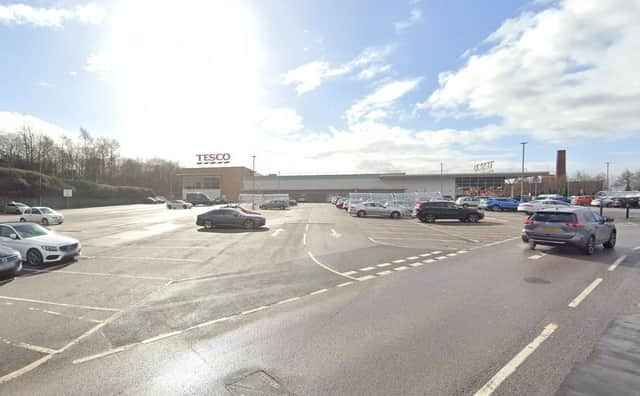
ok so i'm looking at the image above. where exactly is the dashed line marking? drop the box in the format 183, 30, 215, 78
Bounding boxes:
302, 233, 307, 246
419, 253, 432, 257
357, 275, 376, 281
410, 262, 423, 267
337, 281, 354, 288
305, 223, 310, 233
446, 253, 457, 257
241, 306, 269, 315
376, 270, 393, 276
359, 266, 375, 272
432, 251, 442, 254
377, 263, 392, 268
0, 296, 121, 312
342, 271, 358, 276
392, 259, 406, 264
394, 266, 409, 271
186, 316, 231, 330
528, 254, 543, 260
568, 278, 603, 308
457, 250, 469, 254
436, 256, 447, 260
309, 289, 328, 295
276, 297, 301, 305
423, 259, 436, 263
141, 330, 184, 344
72, 346, 129, 365
307, 251, 358, 280
474, 323, 558, 396
608, 255, 626, 271
406, 256, 420, 260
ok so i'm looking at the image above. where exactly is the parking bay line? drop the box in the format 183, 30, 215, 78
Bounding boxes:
0, 296, 121, 312
87, 255, 201, 263
474, 323, 558, 396
568, 278, 603, 308
20, 268, 171, 282
608, 255, 626, 271
307, 251, 359, 281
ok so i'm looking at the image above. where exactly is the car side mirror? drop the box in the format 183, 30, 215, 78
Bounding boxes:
9, 233, 18, 240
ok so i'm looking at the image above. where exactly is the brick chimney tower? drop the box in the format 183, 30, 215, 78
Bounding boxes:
556, 150, 567, 194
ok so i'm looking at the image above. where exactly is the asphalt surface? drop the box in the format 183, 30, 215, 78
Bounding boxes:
0, 204, 639, 395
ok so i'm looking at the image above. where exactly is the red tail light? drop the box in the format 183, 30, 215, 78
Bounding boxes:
524, 218, 534, 225
567, 222, 585, 228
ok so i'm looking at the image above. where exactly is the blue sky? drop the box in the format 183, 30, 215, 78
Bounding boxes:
1, 0, 639, 178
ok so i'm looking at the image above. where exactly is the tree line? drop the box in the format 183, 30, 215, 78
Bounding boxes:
0, 124, 180, 195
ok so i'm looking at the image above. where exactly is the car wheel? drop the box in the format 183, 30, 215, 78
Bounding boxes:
183, 205, 187, 209
243, 220, 255, 229
204, 220, 214, 230
27, 249, 43, 266
390, 211, 400, 219
498, 207, 504, 212
41, 218, 49, 226
584, 236, 596, 255
467, 214, 480, 223
603, 231, 616, 249
462, 204, 468, 208
19, 218, 26, 222
418, 218, 427, 223
357, 210, 366, 217
425, 214, 436, 223
529, 241, 536, 250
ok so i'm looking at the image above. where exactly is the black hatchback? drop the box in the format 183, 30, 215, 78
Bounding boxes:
416, 201, 484, 223
196, 208, 266, 229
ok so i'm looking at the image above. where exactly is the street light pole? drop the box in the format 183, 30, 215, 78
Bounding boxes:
605, 162, 610, 192
252, 155, 256, 209
520, 142, 527, 201
440, 163, 444, 196
39, 155, 43, 206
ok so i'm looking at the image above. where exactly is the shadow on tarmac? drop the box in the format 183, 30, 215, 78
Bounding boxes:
196, 227, 270, 234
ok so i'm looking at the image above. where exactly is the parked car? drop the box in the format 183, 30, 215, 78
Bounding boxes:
517, 199, 570, 215
154, 196, 167, 203
4, 202, 29, 214
590, 197, 613, 208
349, 202, 407, 218
222, 204, 261, 215
612, 197, 639, 208
342, 199, 350, 211
288, 199, 297, 206
196, 208, 266, 229
167, 200, 193, 209
522, 207, 616, 255
0, 245, 22, 277
481, 197, 519, 212
213, 196, 230, 205
0, 222, 81, 266
571, 196, 592, 206
19, 207, 64, 225
186, 192, 214, 206
455, 196, 484, 208
143, 197, 158, 204
336, 199, 346, 209
260, 200, 288, 210
535, 194, 571, 203
416, 201, 484, 223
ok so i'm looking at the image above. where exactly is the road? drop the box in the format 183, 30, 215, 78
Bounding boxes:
1, 204, 639, 395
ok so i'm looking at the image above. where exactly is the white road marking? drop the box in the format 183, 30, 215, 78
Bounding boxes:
330, 229, 342, 238
17, 342, 57, 355
474, 237, 521, 249
568, 278, 603, 308
634, 246, 640, 251
410, 262, 423, 267
357, 275, 376, 281
457, 250, 468, 254
305, 223, 310, 232
376, 270, 393, 276
0, 296, 120, 312
337, 281, 353, 288
276, 296, 301, 305
377, 263, 392, 268
310, 289, 328, 295
394, 266, 409, 271
474, 323, 558, 396
20, 268, 170, 281
432, 251, 442, 254
419, 253, 432, 257
392, 259, 406, 264
359, 266, 375, 272
528, 254, 542, 260
406, 256, 420, 260
367, 236, 411, 249
342, 271, 358, 276
92, 255, 200, 263
302, 233, 307, 245
271, 228, 284, 237
446, 253, 457, 257
307, 251, 358, 280
186, 316, 232, 330
609, 255, 627, 272
436, 256, 447, 260
423, 259, 436, 263
241, 306, 269, 315
72, 346, 129, 365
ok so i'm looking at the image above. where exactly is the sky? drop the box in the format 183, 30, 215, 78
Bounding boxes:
0, 0, 639, 178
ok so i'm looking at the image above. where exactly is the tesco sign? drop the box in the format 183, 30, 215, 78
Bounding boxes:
196, 153, 231, 165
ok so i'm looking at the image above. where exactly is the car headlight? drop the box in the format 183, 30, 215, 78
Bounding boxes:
42, 246, 58, 252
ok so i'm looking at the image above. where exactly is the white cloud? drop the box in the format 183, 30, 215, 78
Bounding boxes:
38, 81, 54, 88
0, 3, 105, 27
84, 51, 115, 73
259, 108, 303, 135
0, 112, 73, 142
355, 64, 392, 80
282, 45, 395, 94
69, 71, 78, 77
347, 78, 422, 124
419, 0, 640, 143
394, 8, 423, 32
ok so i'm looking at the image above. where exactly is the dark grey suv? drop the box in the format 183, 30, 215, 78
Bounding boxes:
0, 245, 22, 278
521, 207, 616, 255
196, 208, 266, 230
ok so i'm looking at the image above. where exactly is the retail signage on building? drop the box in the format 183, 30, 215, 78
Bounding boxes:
196, 153, 231, 165
473, 160, 494, 172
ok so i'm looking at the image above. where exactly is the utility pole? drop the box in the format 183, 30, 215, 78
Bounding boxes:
39, 156, 43, 206
252, 155, 256, 209
605, 162, 610, 192
440, 163, 444, 196
520, 142, 527, 201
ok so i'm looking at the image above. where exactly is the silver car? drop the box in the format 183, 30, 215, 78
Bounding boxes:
196, 208, 266, 229
349, 202, 407, 218
521, 207, 616, 255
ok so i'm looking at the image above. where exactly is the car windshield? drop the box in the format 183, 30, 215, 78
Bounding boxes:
532, 212, 578, 223
39, 208, 53, 214
13, 223, 49, 238
15, 203, 27, 207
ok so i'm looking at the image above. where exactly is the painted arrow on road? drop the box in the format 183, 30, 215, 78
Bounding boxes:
330, 229, 342, 238
271, 228, 285, 237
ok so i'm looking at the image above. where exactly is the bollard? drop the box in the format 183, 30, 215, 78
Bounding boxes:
600, 204, 604, 217
626, 205, 630, 219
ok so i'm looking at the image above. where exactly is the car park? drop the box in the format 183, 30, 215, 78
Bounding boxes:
481, 197, 519, 212
4, 201, 29, 214
571, 195, 592, 206
517, 199, 570, 215
349, 201, 407, 218
19, 207, 64, 225
196, 208, 266, 229
612, 197, 639, 208
590, 197, 613, 208
260, 200, 288, 210
416, 201, 484, 223
522, 207, 616, 255
0, 222, 81, 266
167, 200, 193, 209
455, 196, 484, 208
0, 245, 22, 277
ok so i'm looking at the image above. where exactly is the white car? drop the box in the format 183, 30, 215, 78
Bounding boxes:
167, 200, 193, 209
455, 196, 484, 208
590, 197, 613, 208
19, 207, 64, 225
517, 199, 570, 215
0, 222, 81, 266
349, 202, 408, 218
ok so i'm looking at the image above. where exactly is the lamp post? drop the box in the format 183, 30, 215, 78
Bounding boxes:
520, 142, 527, 201
252, 155, 256, 209
605, 162, 610, 192
440, 163, 444, 196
